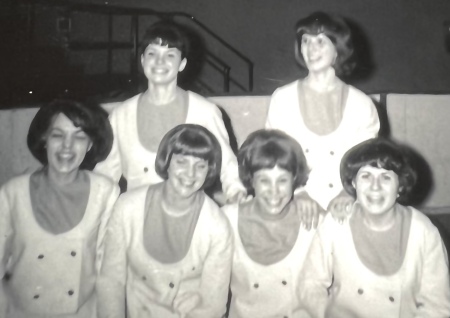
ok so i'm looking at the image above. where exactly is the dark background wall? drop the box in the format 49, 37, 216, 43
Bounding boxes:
78, 0, 450, 95
2, 0, 450, 102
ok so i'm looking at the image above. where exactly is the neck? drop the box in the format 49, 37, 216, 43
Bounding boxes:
145, 82, 179, 105
161, 182, 197, 216
47, 167, 80, 186
304, 68, 339, 92
361, 205, 397, 231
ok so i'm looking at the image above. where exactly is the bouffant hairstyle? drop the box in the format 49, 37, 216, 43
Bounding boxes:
140, 20, 189, 59
340, 138, 418, 204
155, 124, 222, 189
238, 129, 308, 196
27, 99, 113, 170
294, 11, 355, 76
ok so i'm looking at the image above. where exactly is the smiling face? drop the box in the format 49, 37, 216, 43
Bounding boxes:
252, 165, 294, 216
355, 165, 399, 216
166, 154, 209, 199
46, 113, 92, 178
300, 33, 337, 74
141, 43, 187, 86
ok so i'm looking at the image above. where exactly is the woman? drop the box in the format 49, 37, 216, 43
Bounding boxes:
299, 138, 450, 317
97, 124, 233, 318
95, 20, 245, 203
222, 129, 319, 318
266, 11, 380, 213
0, 99, 119, 318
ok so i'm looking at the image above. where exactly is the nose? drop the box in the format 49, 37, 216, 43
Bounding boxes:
186, 163, 195, 178
371, 176, 381, 191
63, 135, 73, 149
156, 53, 164, 64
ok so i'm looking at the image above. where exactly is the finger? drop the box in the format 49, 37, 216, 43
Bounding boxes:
312, 208, 320, 229
304, 206, 312, 231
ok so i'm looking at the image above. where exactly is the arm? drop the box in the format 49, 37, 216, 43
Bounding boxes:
293, 189, 325, 230
0, 185, 13, 317
95, 181, 120, 273
205, 105, 246, 203
415, 224, 450, 317
94, 110, 123, 184
188, 212, 233, 318
96, 199, 128, 318
327, 190, 355, 222
349, 92, 380, 144
298, 216, 335, 318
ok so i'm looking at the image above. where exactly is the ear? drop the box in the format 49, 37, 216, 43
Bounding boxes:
141, 54, 144, 67
179, 58, 187, 72
87, 140, 93, 152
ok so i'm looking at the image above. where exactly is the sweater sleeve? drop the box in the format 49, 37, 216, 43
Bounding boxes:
94, 109, 123, 184
0, 183, 13, 317
95, 179, 120, 274
189, 209, 233, 318
202, 103, 245, 200
96, 197, 128, 318
415, 222, 450, 317
298, 215, 335, 318
350, 93, 380, 144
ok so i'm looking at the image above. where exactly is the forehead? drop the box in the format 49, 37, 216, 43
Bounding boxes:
357, 165, 396, 176
254, 165, 292, 177
172, 153, 207, 162
144, 43, 182, 53
302, 33, 333, 42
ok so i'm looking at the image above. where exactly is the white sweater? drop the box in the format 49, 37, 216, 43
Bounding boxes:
97, 184, 233, 318
0, 172, 119, 318
266, 80, 380, 209
299, 206, 450, 318
95, 91, 243, 197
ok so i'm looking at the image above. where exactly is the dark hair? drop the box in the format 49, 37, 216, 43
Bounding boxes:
140, 20, 189, 59
238, 129, 308, 196
27, 99, 113, 170
294, 11, 355, 76
340, 138, 418, 204
155, 124, 221, 189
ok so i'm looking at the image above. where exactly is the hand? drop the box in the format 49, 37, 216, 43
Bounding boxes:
174, 292, 202, 317
327, 191, 355, 223
293, 191, 324, 231
226, 188, 249, 205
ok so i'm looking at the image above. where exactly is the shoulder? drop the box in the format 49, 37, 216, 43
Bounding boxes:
1, 173, 31, 193
187, 91, 218, 110
87, 171, 120, 195
115, 185, 148, 209
408, 206, 441, 235
271, 80, 299, 97
346, 85, 375, 104
109, 94, 140, 117
201, 196, 232, 231
221, 203, 239, 223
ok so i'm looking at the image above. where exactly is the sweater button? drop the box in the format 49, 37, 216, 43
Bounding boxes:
68, 290, 74, 296
33, 294, 40, 299
305, 149, 309, 153
142, 276, 147, 281
282, 280, 287, 285
329, 183, 333, 188
330, 151, 334, 155
389, 296, 394, 302
358, 288, 364, 295
71, 251, 76, 257
37, 254, 44, 259
169, 282, 174, 288
144, 167, 148, 173
253, 283, 259, 289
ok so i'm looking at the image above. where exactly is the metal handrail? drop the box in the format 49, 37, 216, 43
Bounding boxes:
19, 0, 253, 93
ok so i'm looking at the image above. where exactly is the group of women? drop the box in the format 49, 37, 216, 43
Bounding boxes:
0, 10, 449, 318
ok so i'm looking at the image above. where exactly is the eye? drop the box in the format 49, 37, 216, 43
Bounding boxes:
382, 174, 392, 181
196, 162, 208, 170
49, 130, 63, 139
359, 172, 370, 180
301, 37, 308, 44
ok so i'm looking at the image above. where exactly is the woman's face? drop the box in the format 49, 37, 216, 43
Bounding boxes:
252, 165, 294, 216
355, 165, 399, 216
300, 33, 337, 73
166, 154, 209, 199
141, 43, 187, 86
46, 113, 92, 176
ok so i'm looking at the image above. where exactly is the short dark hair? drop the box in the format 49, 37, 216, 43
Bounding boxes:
155, 124, 221, 189
140, 20, 189, 59
340, 138, 418, 204
238, 129, 308, 196
27, 99, 113, 170
294, 11, 355, 76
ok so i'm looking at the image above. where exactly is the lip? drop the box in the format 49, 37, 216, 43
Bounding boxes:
152, 67, 168, 74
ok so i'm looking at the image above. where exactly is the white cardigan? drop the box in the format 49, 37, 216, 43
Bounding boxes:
97, 184, 233, 318
299, 206, 450, 318
95, 91, 243, 197
266, 80, 380, 209
223, 203, 316, 318
0, 172, 119, 318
